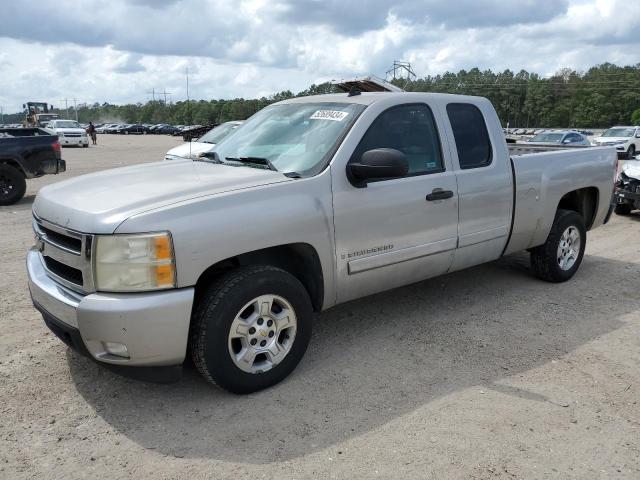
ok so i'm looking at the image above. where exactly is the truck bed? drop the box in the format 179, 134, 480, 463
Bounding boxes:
0, 128, 53, 138
504, 146, 617, 255
0, 129, 63, 179
508, 143, 590, 156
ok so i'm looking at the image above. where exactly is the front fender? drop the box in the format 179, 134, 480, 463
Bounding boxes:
116, 170, 337, 309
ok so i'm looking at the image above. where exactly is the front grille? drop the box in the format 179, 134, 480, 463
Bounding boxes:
33, 216, 94, 293
44, 256, 83, 285
38, 224, 82, 253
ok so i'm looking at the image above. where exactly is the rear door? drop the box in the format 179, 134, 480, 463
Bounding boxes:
443, 101, 513, 271
331, 101, 459, 303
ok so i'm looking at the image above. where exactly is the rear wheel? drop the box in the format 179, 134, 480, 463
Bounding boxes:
190, 265, 313, 394
530, 209, 586, 283
615, 203, 633, 215
0, 164, 27, 206
628, 145, 636, 159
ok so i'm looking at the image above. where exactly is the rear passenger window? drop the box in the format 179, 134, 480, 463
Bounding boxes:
351, 104, 443, 176
446, 103, 492, 169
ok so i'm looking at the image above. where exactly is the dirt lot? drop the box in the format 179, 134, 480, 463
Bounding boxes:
1, 134, 639, 479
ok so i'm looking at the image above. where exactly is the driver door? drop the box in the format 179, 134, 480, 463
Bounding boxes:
331, 102, 459, 303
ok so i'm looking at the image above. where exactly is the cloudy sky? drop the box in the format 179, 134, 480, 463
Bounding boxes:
0, 0, 638, 113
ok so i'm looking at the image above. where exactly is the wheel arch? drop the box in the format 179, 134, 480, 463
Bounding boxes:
0, 157, 27, 177
193, 243, 325, 312
556, 186, 599, 230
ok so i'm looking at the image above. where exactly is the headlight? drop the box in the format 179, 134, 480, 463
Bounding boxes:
94, 232, 176, 292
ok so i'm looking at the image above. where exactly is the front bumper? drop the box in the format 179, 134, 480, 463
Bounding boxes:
615, 188, 640, 206
27, 248, 194, 370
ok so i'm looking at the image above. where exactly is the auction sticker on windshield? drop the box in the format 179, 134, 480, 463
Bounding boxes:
310, 110, 349, 121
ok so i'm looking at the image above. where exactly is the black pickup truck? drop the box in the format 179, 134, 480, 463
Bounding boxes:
0, 128, 65, 205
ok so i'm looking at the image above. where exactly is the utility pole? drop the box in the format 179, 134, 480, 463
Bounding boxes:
0, 106, 3, 124
73, 98, 78, 122
59, 99, 70, 119
146, 88, 156, 102
161, 89, 172, 105
186, 66, 191, 124
385, 60, 416, 83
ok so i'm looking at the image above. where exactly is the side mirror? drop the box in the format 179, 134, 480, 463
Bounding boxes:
348, 148, 408, 187
562, 139, 571, 144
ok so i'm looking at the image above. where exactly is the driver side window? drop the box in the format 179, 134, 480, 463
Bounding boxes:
350, 104, 444, 176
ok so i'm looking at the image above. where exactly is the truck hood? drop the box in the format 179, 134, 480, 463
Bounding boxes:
33, 160, 291, 233
592, 136, 630, 144
622, 162, 640, 180
165, 141, 213, 159
55, 128, 86, 134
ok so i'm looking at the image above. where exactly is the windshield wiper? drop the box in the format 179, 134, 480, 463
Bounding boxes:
224, 156, 278, 172
195, 151, 222, 163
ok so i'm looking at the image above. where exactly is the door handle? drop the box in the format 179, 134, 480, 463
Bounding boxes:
426, 189, 454, 201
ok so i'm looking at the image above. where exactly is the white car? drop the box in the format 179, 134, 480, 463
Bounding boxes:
164, 121, 243, 160
46, 119, 89, 147
591, 126, 640, 159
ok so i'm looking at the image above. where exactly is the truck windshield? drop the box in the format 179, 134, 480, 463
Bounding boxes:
210, 102, 365, 176
602, 128, 635, 137
54, 121, 80, 128
528, 132, 564, 143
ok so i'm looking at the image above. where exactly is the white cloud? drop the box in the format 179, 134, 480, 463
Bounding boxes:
0, 0, 638, 112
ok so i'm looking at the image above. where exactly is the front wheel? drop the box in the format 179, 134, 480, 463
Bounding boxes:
628, 145, 636, 159
190, 266, 313, 394
615, 203, 633, 215
530, 209, 586, 283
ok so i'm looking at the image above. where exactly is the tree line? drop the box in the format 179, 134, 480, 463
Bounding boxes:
5, 63, 640, 128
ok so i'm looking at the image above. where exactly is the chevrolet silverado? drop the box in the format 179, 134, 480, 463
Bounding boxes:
27, 90, 617, 393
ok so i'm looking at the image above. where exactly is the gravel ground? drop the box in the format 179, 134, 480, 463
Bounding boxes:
1, 135, 639, 479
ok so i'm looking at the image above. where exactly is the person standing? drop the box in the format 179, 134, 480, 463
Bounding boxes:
87, 122, 97, 145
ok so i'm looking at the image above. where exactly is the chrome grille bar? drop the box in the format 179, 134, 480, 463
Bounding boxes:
33, 214, 95, 293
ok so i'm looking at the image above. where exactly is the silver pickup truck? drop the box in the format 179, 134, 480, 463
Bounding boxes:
27, 90, 617, 393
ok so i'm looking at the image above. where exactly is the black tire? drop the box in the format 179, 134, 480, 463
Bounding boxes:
190, 265, 313, 394
530, 209, 586, 283
615, 203, 633, 215
82, 144, 89, 148
0, 164, 27, 206
628, 145, 636, 159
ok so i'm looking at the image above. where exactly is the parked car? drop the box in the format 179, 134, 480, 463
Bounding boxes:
96, 123, 115, 133
45, 119, 89, 147
165, 121, 244, 160
0, 127, 65, 205
103, 124, 124, 134
591, 126, 640, 159
115, 124, 149, 135
614, 161, 640, 215
27, 89, 617, 393
524, 130, 590, 147
154, 125, 181, 135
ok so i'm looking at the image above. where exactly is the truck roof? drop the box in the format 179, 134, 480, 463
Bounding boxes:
278, 91, 489, 107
